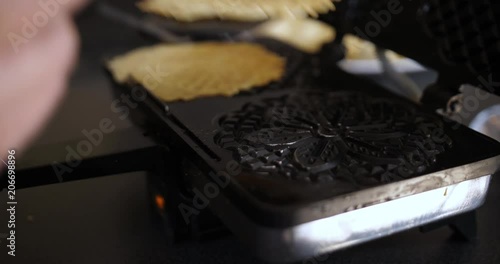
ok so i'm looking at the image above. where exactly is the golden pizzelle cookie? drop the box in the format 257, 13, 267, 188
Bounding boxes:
343, 34, 402, 60
253, 19, 336, 53
107, 42, 286, 102
137, 0, 336, 22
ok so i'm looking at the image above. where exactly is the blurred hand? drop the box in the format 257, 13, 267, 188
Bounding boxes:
0, 0, 88, 161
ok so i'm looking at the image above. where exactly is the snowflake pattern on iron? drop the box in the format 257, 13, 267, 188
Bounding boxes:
215, 91, 452, 186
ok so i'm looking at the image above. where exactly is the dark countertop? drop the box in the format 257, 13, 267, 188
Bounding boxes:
1, 1, 499, 263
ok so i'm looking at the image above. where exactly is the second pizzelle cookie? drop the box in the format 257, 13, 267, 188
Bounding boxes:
107, 42, 286, 102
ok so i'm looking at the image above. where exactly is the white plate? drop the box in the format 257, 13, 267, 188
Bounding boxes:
338, 58, 427, 75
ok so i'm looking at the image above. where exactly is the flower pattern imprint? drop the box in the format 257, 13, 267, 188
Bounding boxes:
215, 91, 452, 186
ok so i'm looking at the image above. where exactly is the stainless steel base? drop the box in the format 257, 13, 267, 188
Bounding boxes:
216, 174, 492, 263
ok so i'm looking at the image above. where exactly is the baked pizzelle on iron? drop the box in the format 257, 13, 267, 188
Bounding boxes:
253, 19, 336, 53
107, 42, 285, 102
137, 0, 336, 22
343, 34, 402, 60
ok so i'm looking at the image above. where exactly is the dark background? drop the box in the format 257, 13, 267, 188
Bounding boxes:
1, 1, 499, 263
